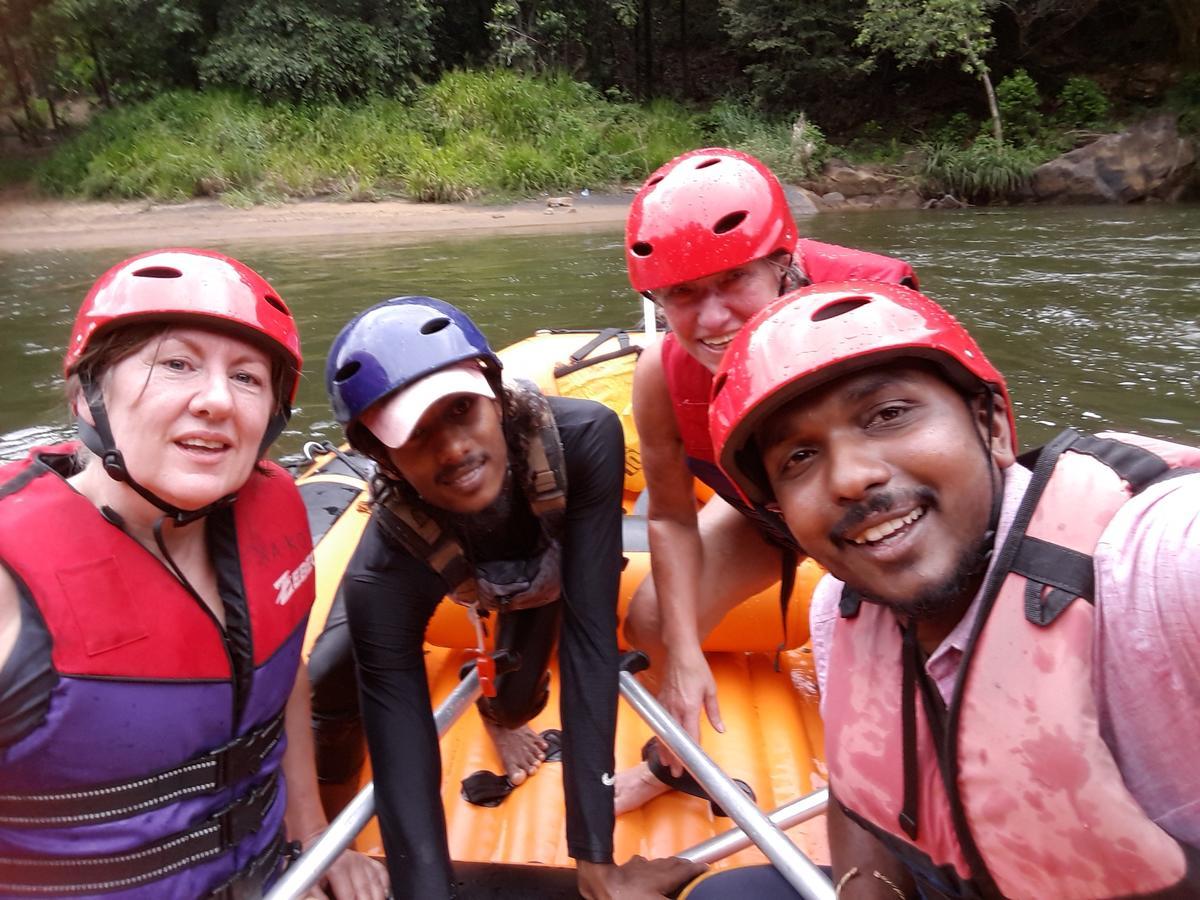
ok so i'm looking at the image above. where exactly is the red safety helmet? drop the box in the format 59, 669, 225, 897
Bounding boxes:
65, 248, 302, 404
625, 147, 798, 293
710, 281, 1014, 505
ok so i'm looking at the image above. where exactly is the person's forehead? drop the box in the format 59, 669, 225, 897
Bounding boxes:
666, 259, 766, 291
757, 362, 944, 447
152, 325, 270, 361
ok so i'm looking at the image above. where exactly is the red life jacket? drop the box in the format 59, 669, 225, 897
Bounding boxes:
795, 238, 919, 288
826, 431, 1200, 899
0, 445, 314, 898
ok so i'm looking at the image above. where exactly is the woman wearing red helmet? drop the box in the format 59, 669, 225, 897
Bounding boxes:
617, 148, 918, 813
693, 282, 1200, 899
0, 249, 386, 899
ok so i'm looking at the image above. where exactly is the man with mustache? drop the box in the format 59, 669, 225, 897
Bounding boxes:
690, 281, 1200, 898
617, 148, 917, 813
323, 297, 705, 899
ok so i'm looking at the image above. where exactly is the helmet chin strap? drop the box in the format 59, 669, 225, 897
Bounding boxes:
77, 374, 239, 527
973, 389, 1004, 561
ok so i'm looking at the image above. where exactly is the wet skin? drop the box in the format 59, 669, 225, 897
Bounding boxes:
758, 364, 1015, 648
653, 257, 785, 373
85, 328, 275, 512
385, 393, 509, 515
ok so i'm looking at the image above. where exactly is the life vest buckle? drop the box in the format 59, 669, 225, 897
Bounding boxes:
476, 653, 498, 698
212, 712, 284, 788
212, 773, 278, 848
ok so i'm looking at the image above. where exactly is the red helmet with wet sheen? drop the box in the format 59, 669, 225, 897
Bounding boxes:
66, 248, 302, 404
710, 281, 1015, 506
625, 147, 798, 293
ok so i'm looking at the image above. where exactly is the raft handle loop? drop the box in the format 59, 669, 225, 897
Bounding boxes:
302, 440, 372, 481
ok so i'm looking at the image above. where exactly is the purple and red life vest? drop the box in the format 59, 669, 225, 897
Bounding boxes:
0, 445, 314, 898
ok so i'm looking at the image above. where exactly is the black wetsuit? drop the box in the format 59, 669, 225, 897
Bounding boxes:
340, 396, 623, 898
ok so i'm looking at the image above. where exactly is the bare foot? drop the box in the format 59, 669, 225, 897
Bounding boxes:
613, 761, 670, 816
482, 721, 547, 786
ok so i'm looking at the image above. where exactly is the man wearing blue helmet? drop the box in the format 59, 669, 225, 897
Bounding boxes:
322, 297, 705, 899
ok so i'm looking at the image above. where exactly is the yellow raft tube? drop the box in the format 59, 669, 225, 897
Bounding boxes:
294, 329, 830, 882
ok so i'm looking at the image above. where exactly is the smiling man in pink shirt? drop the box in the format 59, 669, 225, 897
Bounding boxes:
686, 280, 1200, 899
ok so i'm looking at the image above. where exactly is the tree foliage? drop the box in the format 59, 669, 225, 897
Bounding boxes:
0, 0, 1189, 157
719, 0, 868, 116
1001, 0, 1101, 58
857, 0, 1005, 141
200, 0, 435, 102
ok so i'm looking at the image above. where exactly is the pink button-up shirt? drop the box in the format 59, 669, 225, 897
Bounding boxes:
812, 458, 1200, 846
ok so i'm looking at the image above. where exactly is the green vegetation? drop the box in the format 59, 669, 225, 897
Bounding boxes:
995, 69, 1042, 145
1057, 76, 1111, 129
36, 72, 828, 202
2, 0, 1194, 207
921, 137, 1040, 204
1166, 73, 1200, 134
857, 0, 1004, 142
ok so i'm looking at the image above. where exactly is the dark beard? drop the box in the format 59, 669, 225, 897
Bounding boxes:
446, 469, 539, 561
855, 526, 993, 622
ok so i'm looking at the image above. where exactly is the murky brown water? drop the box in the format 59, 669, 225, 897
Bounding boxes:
1, 204, 1196, 466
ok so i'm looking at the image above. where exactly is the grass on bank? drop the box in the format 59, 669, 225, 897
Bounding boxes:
35, 70, 828, 204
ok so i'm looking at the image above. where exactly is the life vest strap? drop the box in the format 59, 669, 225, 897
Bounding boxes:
1009, 534, 1096, 626
206, 828, 286, 900
0, 711, 284, 828
0, 772, 279, 893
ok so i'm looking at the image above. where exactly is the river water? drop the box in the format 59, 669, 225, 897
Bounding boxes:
1, 204, 1196, 465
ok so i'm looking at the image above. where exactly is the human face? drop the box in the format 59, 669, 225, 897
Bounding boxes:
759, 364, 1014, 626
654, 258, 784, 373
385, 393, 508, 514
93, 327, 276, 511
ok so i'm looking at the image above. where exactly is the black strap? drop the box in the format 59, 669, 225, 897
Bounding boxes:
0, 712, 284, 828
774, 548, 798, 671
1010, 535, 1097, 625
553, 343, 641, 378
0, 453, 51, 502
460, 729, 563, 808
1068, 433, 1172, 493
569, 328, 627, 362
839, 586, 864, 618
898, 624, 920, 840
207, 828, 286, 900
0, 773, 279, 894
641, 737, 756, 818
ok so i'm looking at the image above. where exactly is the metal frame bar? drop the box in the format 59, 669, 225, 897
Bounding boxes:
265, 669, 484, 900
618, 667, 835, 900
271, 654, 833, 899
677, 789, 829, 865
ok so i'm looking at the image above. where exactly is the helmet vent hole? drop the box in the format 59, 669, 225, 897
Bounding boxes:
333, 361, 361, 383
712, 372, 728, 396
713, 211, 748, 235
263, 293, 290, 314
646, 175, 665, 187
631, 241, 653, 258
696, 158, 721, 170
812, 297, 871, 321
132, 266, 182, 279
420, 316, 451, 335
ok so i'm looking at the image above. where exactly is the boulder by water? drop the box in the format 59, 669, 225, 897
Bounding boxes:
1029, 115, 1197, 204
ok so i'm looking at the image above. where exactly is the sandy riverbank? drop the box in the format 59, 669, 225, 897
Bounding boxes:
0, 189, 634, 254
